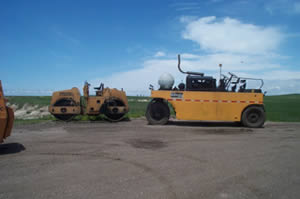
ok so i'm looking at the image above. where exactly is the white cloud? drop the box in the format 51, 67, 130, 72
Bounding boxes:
181, 16, 284, 54
181, 53, 201, 59
181, 53, 281, 71
90, 53, 287, 96
180, 16, 198, 23
89, 16, 299, 96
154, 51, 166, 57
90, 59, 181, 96
264, 79, 300, 95
262, 70, 300, 80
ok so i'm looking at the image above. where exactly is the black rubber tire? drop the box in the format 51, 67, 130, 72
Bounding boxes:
241, 106, 265, 128
146, 100, 170, 125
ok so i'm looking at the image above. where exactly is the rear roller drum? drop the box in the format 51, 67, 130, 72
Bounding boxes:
146, 99, 170, 125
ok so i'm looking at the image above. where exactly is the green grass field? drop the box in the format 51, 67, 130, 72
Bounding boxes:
6, 96, 51, 108
264, 94, 300, 122
6, 94, 300, 123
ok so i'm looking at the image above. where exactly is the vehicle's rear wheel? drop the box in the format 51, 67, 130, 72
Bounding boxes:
52, 99, 77, 121
146, 99, 170, 125
241, 106, 265, 128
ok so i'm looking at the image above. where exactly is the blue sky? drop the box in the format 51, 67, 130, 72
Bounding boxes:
1, 0, 300, 95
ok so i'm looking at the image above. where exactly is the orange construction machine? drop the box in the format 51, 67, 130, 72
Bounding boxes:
49, 82, 129, 122
0, 81, 14, 143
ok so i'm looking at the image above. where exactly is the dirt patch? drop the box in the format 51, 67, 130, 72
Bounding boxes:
128, 138, 167, 150
10, 103, 50, 119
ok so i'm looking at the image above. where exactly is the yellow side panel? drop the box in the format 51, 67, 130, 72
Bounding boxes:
50, 87, 81, 105
151, 90, 264, 122
86, 96, 104, 114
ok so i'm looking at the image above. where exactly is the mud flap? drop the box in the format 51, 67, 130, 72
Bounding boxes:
4, 107, 14, 139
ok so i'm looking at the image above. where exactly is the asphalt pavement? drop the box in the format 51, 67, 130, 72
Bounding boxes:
0, 119, 299, 199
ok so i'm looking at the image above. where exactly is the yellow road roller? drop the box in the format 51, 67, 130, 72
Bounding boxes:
0, 80, 14, 143
146, 55, 265, 128
49, 82, 129, 122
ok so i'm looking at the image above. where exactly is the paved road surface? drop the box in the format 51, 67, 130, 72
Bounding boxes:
0, 119, 300, 199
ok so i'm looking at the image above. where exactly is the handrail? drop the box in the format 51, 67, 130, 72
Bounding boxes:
224, 73, 264, 89
239, 77, 264, 89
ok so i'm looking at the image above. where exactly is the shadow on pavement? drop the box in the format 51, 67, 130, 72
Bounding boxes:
166, 120, 243, 128
166, 121, 255, 134
0, 143, 26, 155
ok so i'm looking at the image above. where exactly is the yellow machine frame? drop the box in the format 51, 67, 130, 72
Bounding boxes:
146, 54, 265, 128
151, 90, 264, 122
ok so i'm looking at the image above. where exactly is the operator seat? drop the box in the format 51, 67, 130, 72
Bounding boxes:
94, 83, 104, 96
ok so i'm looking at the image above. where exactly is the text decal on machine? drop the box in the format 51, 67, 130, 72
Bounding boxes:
59, 92, 74, 97
170, 92, 183, 99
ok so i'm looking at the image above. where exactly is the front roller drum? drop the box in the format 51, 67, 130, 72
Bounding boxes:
146, 99, 170, 125
53, 114, 76, 121
50, 99, 80, 121
104, 98, 127, 122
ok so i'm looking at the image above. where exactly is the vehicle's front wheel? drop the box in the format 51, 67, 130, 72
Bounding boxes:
241, 106, 265, 128
146, 99, 170, 125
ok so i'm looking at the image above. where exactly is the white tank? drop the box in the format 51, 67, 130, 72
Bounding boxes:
158, 73, 174, 90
